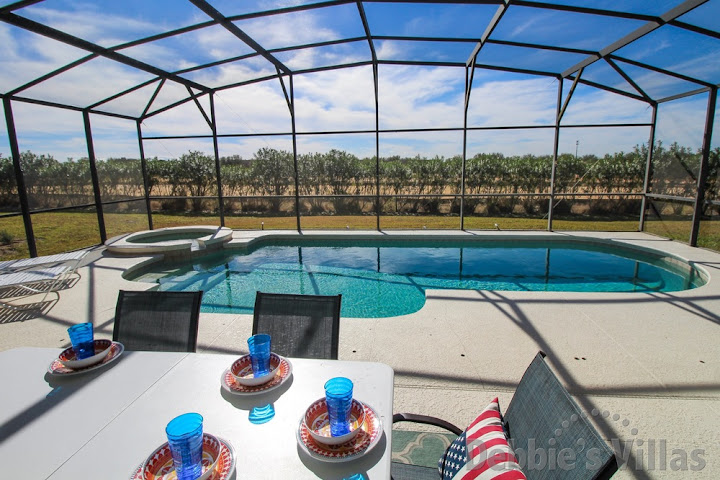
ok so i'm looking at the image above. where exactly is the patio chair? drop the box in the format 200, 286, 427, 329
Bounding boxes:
391, 352, 618, 480
252, 292, 341, 359
112, 290, 203, 352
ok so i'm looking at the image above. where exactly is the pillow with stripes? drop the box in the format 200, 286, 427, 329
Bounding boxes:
438, 397, 527, 480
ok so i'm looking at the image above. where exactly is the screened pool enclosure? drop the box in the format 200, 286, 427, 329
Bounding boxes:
0, 0, 719, 257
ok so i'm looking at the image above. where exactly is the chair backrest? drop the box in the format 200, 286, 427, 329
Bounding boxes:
112, 290, 203, 352
503, 352, 618, 480
252, 292, 341, 359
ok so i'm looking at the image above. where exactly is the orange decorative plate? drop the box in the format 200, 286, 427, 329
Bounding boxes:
48, 342, 124, 376
129, 434, 235, 480
221, 355, 292, 396
297, 401, 383, 463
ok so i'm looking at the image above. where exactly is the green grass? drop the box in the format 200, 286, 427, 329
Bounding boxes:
0, 211, 718, 260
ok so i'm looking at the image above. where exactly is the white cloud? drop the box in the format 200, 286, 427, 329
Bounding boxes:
238, 11, 338, 49
20, 4, 170, 46
656, 94, 711, 150
118, 42, 190, 72
665, 51, 720, 85
10, 102, 86, 159
621, 39, 673, 62
0, 23, 88, 92
509, 15, 546, 38
141, 99, 213, 139
184, 59, 278, 89
468, 76, 558, 127
294, 67, 375, 129
561, 86, 653, 125
276, 42, 372, 72
19, 58, 155, 109
194, 25, 256, 61
215, 82, 291, 134
88, 116, 143, 160
375, 41, 402, 60
378, 65, 465, 131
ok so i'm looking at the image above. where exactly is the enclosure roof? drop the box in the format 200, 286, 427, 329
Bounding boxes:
1, 0, 719, 120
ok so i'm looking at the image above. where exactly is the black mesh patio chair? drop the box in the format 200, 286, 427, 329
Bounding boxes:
252, 292, 341, 360
391, 352, 618, 480
112, 290, 203, 352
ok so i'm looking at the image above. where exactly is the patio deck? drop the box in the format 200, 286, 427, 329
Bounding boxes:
0, 230, 718, 479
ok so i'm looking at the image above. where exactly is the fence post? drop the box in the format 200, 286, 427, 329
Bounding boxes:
83, 110, 106, 243
639, 104, 657, 232
690, 87, 717, 247
2, 96, 37, 256
461, 60, 475, 230
136, 120, 153, 230
210, 93, 225, 226
289, 75, 301, 232
548, 78, 563, 231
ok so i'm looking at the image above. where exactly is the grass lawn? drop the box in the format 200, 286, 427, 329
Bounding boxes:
0, 211, 718, 260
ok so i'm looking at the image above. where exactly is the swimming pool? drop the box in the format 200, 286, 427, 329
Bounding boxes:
130, 237, 704, 318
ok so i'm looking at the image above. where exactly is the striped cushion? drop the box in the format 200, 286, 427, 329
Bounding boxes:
438, 398, 527, 480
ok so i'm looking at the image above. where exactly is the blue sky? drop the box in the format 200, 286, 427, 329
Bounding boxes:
0, 0, 719, 161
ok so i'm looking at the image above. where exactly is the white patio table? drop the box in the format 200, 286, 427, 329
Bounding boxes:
0, 347, 394, 479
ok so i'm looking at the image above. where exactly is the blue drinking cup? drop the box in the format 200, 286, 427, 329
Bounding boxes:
247, 334, 271, 377
67, 322, 94, 360
324, 377, 353, 436
165, 413, 204, 480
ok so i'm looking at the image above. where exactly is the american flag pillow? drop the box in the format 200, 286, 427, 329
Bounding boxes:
438, 398, 527, 480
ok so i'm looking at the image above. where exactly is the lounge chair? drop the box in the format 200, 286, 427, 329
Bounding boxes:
391, 352, 618, 479
0, 250, 88, 310
0, 265, 76, 308
0, 250, 88, 272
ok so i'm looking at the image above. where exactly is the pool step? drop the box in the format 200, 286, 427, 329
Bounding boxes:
190, 240, 206, 252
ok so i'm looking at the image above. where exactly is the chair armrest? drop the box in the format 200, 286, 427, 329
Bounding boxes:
392, 413, 463, 436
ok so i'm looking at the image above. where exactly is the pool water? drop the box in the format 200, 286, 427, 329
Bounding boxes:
132, 238, 704, 318
127, 231, 207, 243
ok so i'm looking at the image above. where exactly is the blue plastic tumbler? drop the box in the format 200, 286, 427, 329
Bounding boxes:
166, 413, 204, 480
324, 377, 353, 436
248, 334, 271, 377
67, 322, 94, 360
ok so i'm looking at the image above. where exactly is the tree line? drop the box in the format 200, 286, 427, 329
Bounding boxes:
0, 142, 717, 216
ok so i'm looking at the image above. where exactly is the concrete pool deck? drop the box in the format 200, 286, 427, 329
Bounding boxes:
0, 230, 718, 479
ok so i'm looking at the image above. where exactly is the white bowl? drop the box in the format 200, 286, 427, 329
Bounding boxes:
304, 397, 366, 446
230, 353, 282, 386
58, 339, 113, 369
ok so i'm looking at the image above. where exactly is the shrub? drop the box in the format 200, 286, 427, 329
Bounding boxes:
0, 230, 13, 245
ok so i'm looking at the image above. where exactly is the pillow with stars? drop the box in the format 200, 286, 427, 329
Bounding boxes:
437, 397, 527, 479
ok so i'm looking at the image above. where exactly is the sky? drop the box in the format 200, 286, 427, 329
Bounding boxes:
0, 0, 719, 162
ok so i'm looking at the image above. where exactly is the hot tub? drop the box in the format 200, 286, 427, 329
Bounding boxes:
105, 226, 233, 256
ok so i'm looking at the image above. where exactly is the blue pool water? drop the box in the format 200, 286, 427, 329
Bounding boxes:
132, 238, 704, 318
